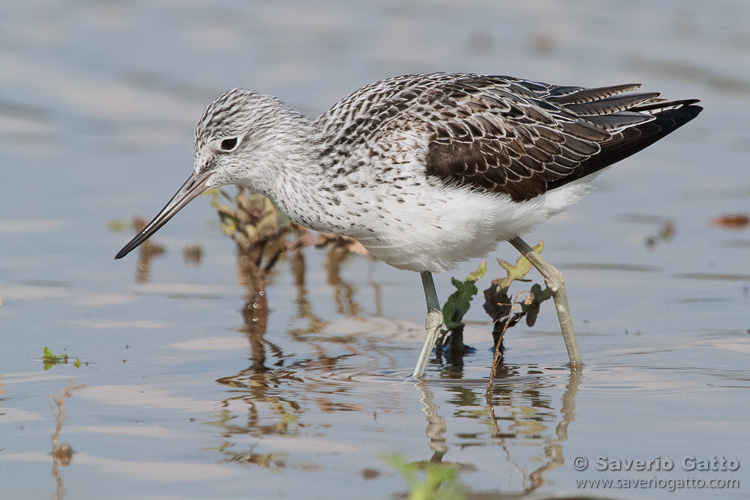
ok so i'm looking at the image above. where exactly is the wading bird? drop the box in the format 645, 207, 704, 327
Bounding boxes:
116, 73, 702, 377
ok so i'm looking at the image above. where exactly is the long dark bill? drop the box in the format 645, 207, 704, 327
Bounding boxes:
115, 171, 213, 260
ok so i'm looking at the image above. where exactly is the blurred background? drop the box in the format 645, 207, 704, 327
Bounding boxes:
1, 1, 748, 499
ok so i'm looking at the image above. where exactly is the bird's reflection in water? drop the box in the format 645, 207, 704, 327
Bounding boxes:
411, 366, 580, 495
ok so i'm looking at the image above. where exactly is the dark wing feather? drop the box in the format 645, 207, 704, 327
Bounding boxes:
548, 98, 702, 189
423, 76, 702, 202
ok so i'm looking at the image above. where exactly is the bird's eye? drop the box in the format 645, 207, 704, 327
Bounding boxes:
219, 137, 239, 151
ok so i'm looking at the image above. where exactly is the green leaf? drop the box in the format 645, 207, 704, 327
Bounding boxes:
42, 347, 86, 370
465, 259, 486, 282
442, 303, 461, 330
494, 240, 543, 289
384, 453, 466, 500
43, 347, 56, 370
442, 263, 483, 331
521, 283, 554, 327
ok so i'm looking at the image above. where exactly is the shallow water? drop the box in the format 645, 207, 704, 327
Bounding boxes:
1, 1, 749, 499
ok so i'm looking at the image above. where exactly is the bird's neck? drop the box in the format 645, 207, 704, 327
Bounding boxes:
240, 108, 348, 233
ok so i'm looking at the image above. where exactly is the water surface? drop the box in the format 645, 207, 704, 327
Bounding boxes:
1, 1, 748, 499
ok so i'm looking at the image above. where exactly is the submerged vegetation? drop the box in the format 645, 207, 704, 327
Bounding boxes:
49, 380, 85, 500
435, 240, 556, 375
42, 347, 86, 370
385, 453, 467, 500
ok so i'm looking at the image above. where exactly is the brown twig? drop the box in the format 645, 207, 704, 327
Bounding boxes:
485, 291, 528, 397
50, 380, 85, 500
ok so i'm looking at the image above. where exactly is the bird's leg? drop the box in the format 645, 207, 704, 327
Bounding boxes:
508, 236, 583, 368
412, 271, 443, 378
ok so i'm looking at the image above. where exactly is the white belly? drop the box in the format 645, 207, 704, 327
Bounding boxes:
349, 179, 593, 273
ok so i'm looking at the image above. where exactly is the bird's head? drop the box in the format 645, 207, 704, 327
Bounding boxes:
193, 88, 288, 188
115, 88, 286, 260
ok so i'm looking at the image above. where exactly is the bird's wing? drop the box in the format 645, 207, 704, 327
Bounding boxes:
418, 75, 665, 202
318, 74, 701, 201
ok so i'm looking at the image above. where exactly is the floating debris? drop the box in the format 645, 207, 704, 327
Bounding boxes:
645, 220, 675, 248
182, 244, 203, 265
711, 213, 749, 230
